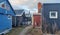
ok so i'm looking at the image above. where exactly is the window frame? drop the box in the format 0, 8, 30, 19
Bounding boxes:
8, 15, 12, 19
49, 11, 58, 19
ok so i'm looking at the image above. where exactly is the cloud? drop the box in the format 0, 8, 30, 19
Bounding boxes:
39, 0, 60, 3
11, 5, 29, 10
9, 0, 29, 5
9, 0, 39, 8
9, 0, 60, 10
9, 0, 36, 11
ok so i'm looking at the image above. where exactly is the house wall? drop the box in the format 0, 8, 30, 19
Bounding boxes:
0, 14, 12, 34
16, 16, 23, 26
0, 0, 15, 16
42, 3, 60, 33
0, 0, 15, 34
12, 16, 23, 26
33, 14, 41, 28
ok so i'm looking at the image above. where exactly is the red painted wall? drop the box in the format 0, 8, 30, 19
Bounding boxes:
33, 14, 41, 27
32, 2, 42, 28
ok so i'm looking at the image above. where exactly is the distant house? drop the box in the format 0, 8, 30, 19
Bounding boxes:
12, 9, 25, 26
42, 3, 60, 34
24, 11, 32, 25
0, 0, 15, 34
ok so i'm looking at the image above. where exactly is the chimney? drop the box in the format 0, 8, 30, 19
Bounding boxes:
38, 2, 42, 13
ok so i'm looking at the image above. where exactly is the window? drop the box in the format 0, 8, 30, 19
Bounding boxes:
49, 11, 58, 19
8, 15, 12, 19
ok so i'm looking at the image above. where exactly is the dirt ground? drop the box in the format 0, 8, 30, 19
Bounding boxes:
26, 28, 43, 35
26, 27, 60, 35
5, 27, 24, 35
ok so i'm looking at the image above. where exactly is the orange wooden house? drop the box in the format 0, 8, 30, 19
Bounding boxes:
32, 2, 42, 28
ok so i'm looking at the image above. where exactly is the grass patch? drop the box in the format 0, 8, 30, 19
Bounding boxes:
5, 27, 24, 35
26, 28, 43, 35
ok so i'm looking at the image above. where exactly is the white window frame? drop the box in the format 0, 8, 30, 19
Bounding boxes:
49, 11, 58, 19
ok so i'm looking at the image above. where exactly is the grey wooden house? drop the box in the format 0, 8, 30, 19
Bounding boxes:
12, 9, 25, 26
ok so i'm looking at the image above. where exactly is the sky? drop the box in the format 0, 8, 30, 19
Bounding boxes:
9, 0, 60, 13
9, 0, 40, 10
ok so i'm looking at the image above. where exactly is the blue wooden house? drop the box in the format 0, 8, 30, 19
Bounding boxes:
42, 3, 60, 34
0, 0, 15, 34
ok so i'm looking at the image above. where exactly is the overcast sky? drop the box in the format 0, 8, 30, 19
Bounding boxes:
9, 0, 40, 10
9, 0, 60, 13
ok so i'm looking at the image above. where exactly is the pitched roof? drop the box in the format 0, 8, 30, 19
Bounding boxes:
15, 9, 25, 16
0, 0, 15, 16
7, 0, 16, 15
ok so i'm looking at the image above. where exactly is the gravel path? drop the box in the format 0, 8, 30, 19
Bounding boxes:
19, 25, 32, 35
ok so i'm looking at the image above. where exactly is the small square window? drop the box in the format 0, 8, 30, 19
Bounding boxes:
49, 11, 58, 19
8, 15, 12, 19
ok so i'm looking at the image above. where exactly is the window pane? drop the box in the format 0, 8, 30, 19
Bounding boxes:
49, 11, 58, 19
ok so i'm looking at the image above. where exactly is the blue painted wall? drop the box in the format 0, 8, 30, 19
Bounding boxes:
0, 0, 15, 34
0, 14, 12, 33
0, 0, 15, 15
42, 3, 60, 29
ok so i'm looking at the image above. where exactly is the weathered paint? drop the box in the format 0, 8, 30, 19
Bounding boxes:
0, 0, 15, 15
42, 3, 60, 33
12, 16, 24, 26
12, 10, 25, 26
0, 14, 12, 34
0, 0, 15, 34
33, 13, 41, 28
